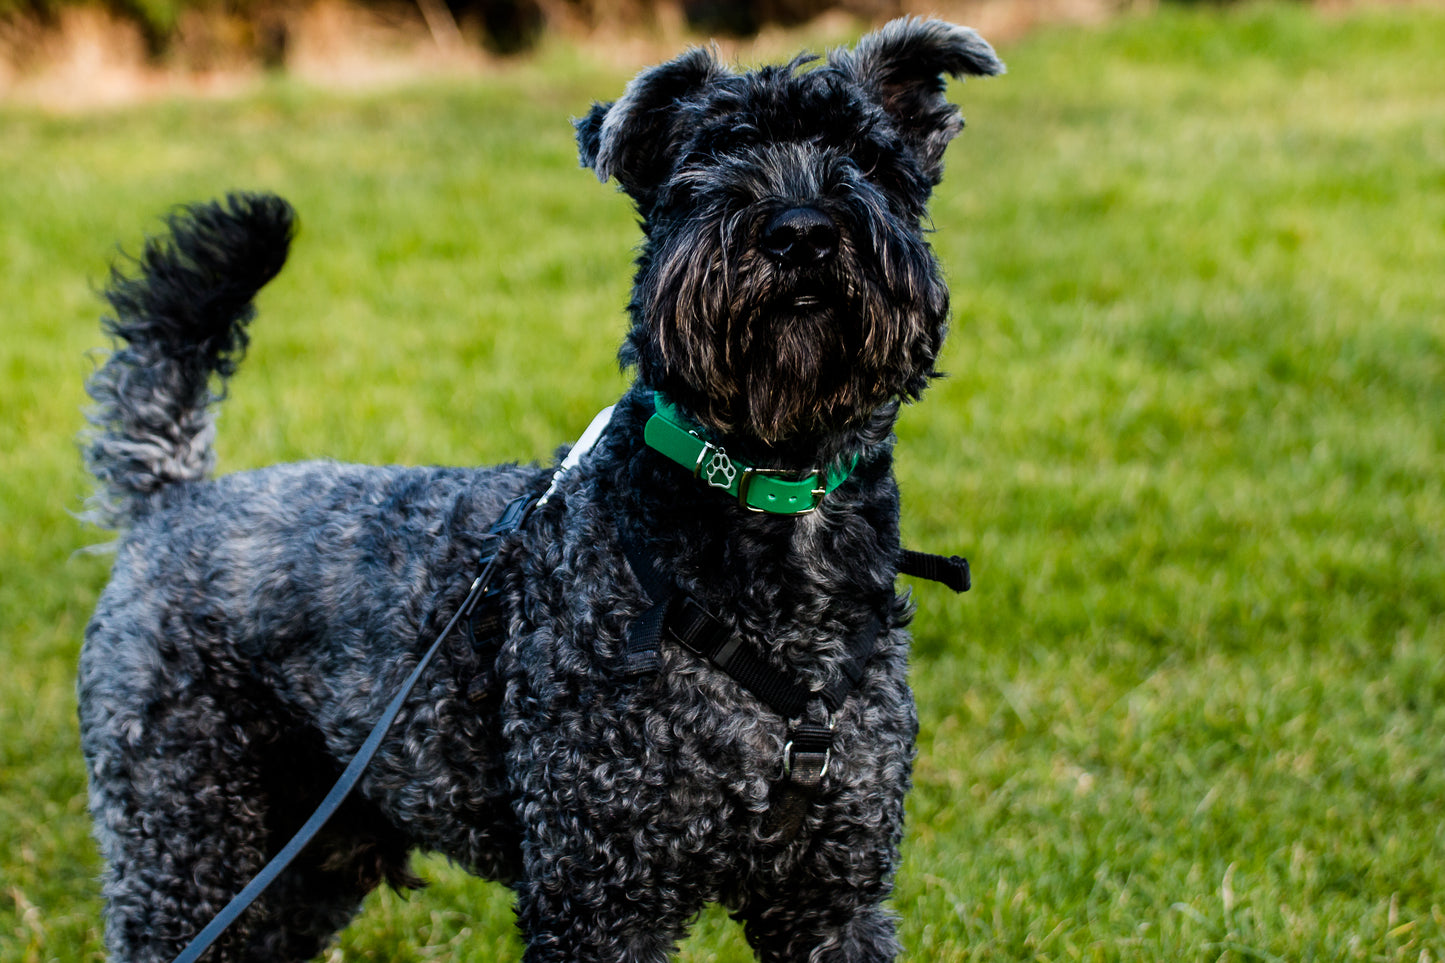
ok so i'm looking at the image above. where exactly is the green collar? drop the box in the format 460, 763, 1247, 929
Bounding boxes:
642, 393, 857, 515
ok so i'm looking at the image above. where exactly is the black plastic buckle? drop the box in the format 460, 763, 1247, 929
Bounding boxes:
782, 718, 836, 788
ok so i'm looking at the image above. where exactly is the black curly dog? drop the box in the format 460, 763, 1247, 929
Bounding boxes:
79, 19, 1002, 962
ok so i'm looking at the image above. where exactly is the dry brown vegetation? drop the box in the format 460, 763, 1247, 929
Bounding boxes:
0, 0, 1124, 108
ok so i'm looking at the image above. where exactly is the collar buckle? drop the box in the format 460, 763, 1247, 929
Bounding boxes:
738, 466, 826, 514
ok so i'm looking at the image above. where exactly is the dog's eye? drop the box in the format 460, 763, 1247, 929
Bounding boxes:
843, 150, 872, 180
847, 144, 883, 182
657, 167, 706, 208
697, 119, 761, 157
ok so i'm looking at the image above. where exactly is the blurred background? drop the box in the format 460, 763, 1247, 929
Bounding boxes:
3, 0, 1129, 106
2, 0, 1442, 960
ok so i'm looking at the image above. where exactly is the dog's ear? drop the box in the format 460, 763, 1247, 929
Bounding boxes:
831, 18, 1004, 184
575, 47, 731, 208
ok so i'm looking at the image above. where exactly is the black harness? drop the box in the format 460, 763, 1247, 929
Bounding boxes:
610, 527, 968, 835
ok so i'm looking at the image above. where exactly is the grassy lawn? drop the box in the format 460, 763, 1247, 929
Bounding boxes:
2, 3, 1442, 959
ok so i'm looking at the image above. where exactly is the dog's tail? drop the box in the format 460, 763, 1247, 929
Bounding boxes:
82, 192, 295, 529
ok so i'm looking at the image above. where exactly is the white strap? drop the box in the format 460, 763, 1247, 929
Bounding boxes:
536, 404, 616, 507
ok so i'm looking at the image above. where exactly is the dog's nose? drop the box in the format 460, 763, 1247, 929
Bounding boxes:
762, 207, 839, 268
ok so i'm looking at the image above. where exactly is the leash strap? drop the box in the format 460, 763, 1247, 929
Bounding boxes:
170, 489, 538, 963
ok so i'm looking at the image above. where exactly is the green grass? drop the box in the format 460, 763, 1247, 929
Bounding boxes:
3, 4, 1443, 959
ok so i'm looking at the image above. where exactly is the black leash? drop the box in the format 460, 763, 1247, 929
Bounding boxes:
170, 489, 538, 963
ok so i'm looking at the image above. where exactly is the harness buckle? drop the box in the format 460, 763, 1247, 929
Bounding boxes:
782, 713, 837, 782
781, 741, 831, 780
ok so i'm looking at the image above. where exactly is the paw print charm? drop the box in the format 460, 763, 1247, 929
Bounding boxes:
702, 448, 738, 490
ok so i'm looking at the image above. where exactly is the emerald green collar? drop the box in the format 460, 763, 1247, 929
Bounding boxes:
642, 393, 857, 515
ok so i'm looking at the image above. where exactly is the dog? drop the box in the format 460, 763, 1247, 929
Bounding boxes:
78, 18, 1002, 962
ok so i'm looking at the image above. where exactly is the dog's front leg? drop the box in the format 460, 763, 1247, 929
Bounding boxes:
733, 804, 906, 963
736, 883, 902, 963
510, 760, 702, 963
512, 830, 698, 962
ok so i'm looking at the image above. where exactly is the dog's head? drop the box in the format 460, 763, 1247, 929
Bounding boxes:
577, 18, 1003, 450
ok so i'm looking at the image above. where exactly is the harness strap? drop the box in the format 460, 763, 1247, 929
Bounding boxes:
619, 540, 960, 719
819, 612, 883, 711
899, 549, 971, 593
617, 525, 671, 676
619, 529, 853, 721
670, 596, 815, 719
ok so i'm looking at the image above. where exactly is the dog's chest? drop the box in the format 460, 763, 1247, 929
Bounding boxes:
495, 534, 908, 866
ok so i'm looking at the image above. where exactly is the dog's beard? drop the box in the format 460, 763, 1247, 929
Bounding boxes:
636, 206, 948, 445
733, 284, 871, 442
